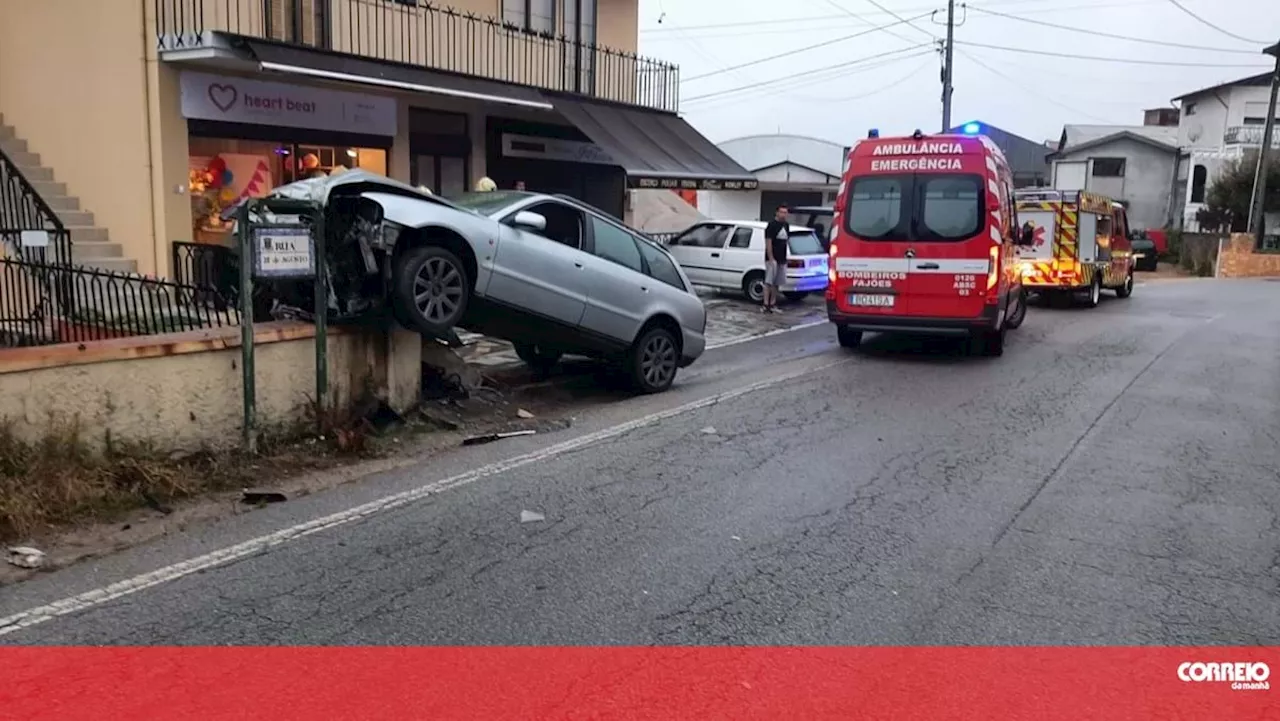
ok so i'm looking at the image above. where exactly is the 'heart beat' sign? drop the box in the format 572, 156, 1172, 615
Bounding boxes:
179, 71, 397, 137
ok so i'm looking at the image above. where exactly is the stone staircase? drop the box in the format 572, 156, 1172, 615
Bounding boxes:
0, 114, 136, 273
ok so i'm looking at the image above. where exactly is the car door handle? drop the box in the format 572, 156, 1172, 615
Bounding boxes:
916, 262, 940, 270
710, 252, 721, 258
574, 262, 583, 268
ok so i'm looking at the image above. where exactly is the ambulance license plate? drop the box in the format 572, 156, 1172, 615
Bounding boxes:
848, 293, 895, 308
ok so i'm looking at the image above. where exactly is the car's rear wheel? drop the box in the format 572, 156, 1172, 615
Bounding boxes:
628, 325, 680, 394
1083, 274, 1102, 308
1003, 288, 1028, 330
784, 291, 809, 303
514, 343, 562, 374
837, 325, 862, 349
1115, 270, 1134, 298
394, 245, 470, 336
742, 272, 766, 304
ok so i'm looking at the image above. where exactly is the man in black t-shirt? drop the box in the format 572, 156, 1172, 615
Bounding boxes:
762, 205, 790, 312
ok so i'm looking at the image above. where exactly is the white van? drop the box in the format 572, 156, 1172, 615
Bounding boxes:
667, 221, 829, 303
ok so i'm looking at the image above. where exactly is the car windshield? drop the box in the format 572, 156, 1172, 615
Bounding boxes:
788, 230, 824, 255
447, 191, 529, 217
845, 173, 984, 242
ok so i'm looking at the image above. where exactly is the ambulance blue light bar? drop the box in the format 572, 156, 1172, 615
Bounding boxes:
962, 122, 981, 135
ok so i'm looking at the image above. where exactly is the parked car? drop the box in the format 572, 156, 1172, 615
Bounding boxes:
1131, 234, 1158, 272
266, 171, 707, 393
666, 221, 830, 303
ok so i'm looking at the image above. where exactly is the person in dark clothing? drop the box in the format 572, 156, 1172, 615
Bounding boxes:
762, 205, 790, 312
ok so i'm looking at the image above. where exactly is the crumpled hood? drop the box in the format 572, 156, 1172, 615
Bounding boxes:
268, 170, 435, 204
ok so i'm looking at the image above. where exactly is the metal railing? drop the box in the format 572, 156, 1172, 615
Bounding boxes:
154, 0, 680, 112
173, 240, 241, 307
1223, 126, 1280, 147
0, 257, 239, 348
0, 146, 71, 265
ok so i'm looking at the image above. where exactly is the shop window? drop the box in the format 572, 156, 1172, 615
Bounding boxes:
1190, 165, 1208, 203
590, 217, 644, 273
187, 138, 386, 244
1091, 158, 1126, 177
503, 0, 555, 34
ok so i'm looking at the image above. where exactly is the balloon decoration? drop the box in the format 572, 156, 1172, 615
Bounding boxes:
221, 169, 234, 187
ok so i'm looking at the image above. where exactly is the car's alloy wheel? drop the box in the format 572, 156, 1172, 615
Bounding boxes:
631, 327, 679, 393
393, 246, 470, 336
743, 273, 766, 304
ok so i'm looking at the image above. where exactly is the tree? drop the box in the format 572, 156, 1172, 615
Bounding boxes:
1196, 155, 1280, 233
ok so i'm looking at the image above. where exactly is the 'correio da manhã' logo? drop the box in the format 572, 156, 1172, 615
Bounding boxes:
1178, 661, 1270, 691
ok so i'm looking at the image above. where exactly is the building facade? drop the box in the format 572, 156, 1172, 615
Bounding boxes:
1171, 72, 1279, 231
1050, 125, 1179, 231
694, 134, 846, 221
947, 121, 1051, 188
0, 0, 753, 275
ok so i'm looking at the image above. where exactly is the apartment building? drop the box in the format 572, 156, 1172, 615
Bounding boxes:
0, 0, 754, 275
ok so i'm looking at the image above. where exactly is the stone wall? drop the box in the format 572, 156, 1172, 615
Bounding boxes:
1217, 233, 1280, 278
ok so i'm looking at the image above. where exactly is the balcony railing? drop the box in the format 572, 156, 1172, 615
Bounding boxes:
1223, 125, 1280, 147
154, 0, 680, 112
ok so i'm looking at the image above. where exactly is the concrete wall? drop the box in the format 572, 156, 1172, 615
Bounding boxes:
0, 0, 155, 267
1057, 137, 1176, 231
0, 322, 421, 453
1218, 233, 1280, 278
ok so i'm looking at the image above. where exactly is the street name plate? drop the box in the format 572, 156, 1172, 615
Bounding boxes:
252, 225, 315, 279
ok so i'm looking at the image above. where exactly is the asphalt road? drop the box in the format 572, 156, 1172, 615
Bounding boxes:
3, 278, 1278, 645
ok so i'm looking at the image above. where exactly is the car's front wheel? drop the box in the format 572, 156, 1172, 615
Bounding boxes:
742, 272, 766, 304
393, 245, 470, 336
628, 325, 680, 394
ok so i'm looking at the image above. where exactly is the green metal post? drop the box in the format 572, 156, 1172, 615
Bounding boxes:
238, 202, 257, 454
313, 207, 328, 433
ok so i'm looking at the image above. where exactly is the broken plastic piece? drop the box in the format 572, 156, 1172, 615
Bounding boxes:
700, 426, 717, 435
241, 489, 288, 505
462, 429, 537, 446
6, 546, 45, 569
520, 510, 546, 523
516, 408, 535, 419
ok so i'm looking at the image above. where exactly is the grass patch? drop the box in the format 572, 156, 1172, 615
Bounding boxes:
0, 402, 385, 544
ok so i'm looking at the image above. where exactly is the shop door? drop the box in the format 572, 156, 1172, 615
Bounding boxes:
413, 155, 468, 197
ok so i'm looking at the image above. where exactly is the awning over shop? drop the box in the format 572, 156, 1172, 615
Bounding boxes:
546, 97, 759, 190
242, 40, 552, 110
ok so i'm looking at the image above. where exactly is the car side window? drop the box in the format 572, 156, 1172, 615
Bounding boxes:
590, 217, 644, 273
728, 227, 753, 248
675, 224, 731, 248
637, 241, 687, 291
517, 201, 585, 249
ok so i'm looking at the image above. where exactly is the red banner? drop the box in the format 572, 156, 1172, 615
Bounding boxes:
2, 647, 1276, 720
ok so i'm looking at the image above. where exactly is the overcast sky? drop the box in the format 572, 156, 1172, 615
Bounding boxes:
639, 0, 1280, 146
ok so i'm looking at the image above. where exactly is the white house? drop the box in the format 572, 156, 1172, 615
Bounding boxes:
1171, 72, 1279, 231
1049, 125, 1180, 231
696, 134, 846, 221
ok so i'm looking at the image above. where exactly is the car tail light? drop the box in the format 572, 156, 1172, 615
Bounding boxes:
987, 245, 1000, 292
829, 242, 838, 257
787, 258, 805, 269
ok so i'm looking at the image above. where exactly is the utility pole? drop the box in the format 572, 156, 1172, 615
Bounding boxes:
941, 0, 956, 132
1247, 40, 1280, 247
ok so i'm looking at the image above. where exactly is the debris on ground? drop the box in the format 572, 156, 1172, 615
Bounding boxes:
516, 408, 535, 419
731, 536, 742, 541
520, 510, 546, 523
700, 426, 718, 435
461, 429, 537, 446
241, 489, 289, 505
6, 546, 45, 569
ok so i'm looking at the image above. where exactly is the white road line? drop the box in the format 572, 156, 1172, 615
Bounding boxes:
0, 357, 851, 637
706, 320, 828, 351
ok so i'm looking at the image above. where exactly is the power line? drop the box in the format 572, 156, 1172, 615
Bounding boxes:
828, 57, 938, 102
821, 0, 920, 45
965, 4, 1260, 54
1164, 0, 1267, 44
680, 12, 933, 83
958, 49, 1130, 124
956, 40, 1274, 67
683, 45, 934, 104
640, 0, 1158, 35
